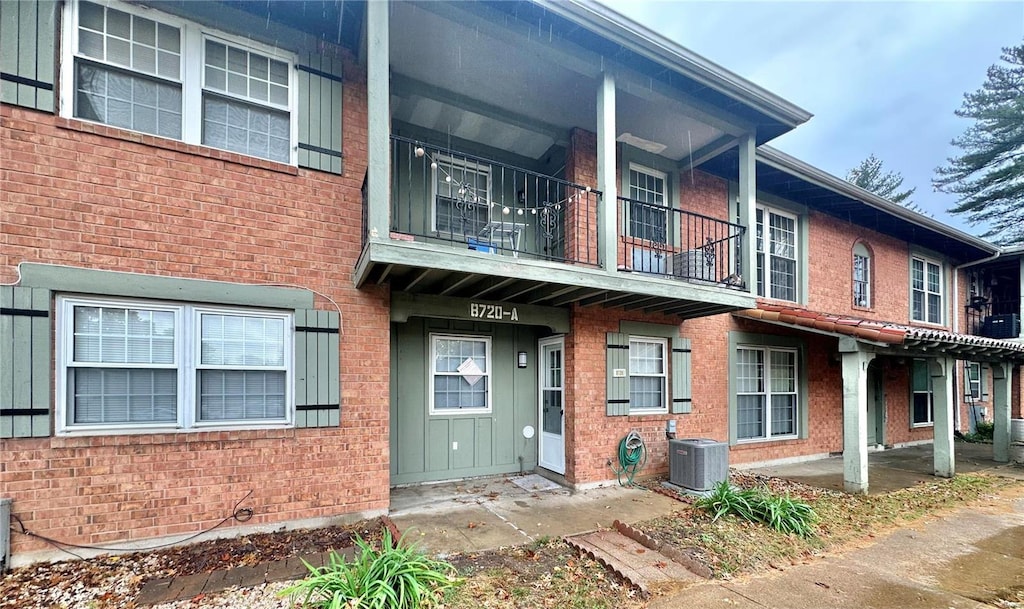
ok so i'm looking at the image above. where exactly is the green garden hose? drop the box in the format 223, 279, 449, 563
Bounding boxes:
612, 430, 647, 486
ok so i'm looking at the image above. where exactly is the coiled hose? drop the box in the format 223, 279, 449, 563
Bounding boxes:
612, 430, 647, 486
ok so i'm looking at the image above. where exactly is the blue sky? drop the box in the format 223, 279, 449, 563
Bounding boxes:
604, 1, 1024, 234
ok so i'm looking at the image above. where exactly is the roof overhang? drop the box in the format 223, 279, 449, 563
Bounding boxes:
701, 147, 999, 264
735, 305, 1024, 363
509, 0, 813, 145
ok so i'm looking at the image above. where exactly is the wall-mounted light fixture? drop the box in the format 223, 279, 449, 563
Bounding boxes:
517, 351, 528, 368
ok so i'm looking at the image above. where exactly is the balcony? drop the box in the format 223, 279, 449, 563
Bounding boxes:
618, 197, 746, 288
388, 135, 600, 266
355, 138, 756, 317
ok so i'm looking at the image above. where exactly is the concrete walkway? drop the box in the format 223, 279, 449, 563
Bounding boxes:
389, 473, 680, 555
650, 490, 1024, 609
746, 441, 1015, 494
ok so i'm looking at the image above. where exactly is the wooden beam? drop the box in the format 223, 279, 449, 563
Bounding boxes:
470, 277, 517, 299
402, 268, 434, 292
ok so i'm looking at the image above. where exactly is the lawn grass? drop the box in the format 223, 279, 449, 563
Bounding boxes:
440, 472, 1021, 607
641, 472, 1021, 578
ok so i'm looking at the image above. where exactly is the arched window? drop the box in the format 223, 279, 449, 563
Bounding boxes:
853, 242, 872, 308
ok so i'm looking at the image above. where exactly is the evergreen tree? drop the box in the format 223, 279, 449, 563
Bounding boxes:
846, 154, 922, 212
936, 45, 1024, 244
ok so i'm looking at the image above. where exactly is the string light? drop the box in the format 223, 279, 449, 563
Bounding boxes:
412, 142, 593, 214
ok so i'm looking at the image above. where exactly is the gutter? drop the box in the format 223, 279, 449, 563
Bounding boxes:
538, 0, 813, 129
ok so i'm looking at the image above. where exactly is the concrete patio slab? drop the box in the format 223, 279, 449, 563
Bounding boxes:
745, 442, 1024, 494
389, 475, 680, 555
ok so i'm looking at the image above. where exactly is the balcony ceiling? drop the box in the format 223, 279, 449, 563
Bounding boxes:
389, 1, 727, 162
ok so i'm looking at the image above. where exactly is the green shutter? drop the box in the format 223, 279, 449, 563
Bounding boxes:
1, 287, 52, 438
671, 337, 692, 414
297, 53, 343, 175
294, 309, 340, 428
606, 332, 629, 416
0, 0, 57, 111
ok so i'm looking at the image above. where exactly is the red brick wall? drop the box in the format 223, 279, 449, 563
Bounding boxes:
0, 52, 391, 558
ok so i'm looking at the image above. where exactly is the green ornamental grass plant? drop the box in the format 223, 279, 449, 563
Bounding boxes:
695, 480, 818, 538
279, 529, 461, 609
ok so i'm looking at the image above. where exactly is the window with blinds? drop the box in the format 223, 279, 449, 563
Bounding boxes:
58, 296, 292, 432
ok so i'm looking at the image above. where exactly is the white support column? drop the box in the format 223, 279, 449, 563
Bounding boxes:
993, 362, 1013, 463
736, 133, 756, 291
841, 345, 875, 494
597, 72, 617, 274
932, 357, 956, 478
365, 0, 390, 242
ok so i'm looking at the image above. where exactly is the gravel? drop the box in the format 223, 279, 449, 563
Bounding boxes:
150, 582, 295, 609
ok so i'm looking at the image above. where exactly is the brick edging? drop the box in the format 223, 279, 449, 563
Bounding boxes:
382, 515, 402, 541
612, 520, 712, 579
563, 535, 650, 598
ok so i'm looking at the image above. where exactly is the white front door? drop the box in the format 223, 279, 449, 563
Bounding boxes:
538, 336, 565, 474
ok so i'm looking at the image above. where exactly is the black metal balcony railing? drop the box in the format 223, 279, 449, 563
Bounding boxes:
966, 297, 1021, 338
618, 196, 746, 288
389, 135, 601, 266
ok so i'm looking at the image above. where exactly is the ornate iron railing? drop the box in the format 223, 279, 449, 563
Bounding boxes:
388, 135, 601, 266
617, 196, 746, 288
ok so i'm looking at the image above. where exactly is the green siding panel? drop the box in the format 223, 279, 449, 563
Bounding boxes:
297, 54, 343, 175
19, 264, 314, 310
671, 337, 692, 414
1, 286, 52, 438
390, 318, 539, 485
606, 332, 629, 416
0, 0, 56, 111
294, 308, 340, 428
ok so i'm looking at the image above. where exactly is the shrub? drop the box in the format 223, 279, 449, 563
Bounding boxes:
975, 420, 995, 441
279, 529, 460, 609
695, 481, 818, 538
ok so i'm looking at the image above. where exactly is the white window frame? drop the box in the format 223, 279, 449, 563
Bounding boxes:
428, 333, 492, 416
56, 295, 294, 434
965, 361, 983, 401
60, 0, 299, 165
910, 255, 944, 325
736, 345, 800, 442
853, 243, 871, 308
628, 336, 668, 414
430, 155, 493, 237
911, 358, 934, 427
626, 164, 670, 245
755, 204, 799, 302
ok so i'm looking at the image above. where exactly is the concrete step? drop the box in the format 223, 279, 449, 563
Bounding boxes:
565, 528, 704, 597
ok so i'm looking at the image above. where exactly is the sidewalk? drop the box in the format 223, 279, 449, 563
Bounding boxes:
651, 492, 1024, 609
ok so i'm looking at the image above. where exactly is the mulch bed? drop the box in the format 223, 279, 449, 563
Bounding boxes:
0, 517, 391, 609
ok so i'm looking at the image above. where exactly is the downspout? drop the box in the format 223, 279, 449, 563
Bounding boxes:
953, 249, 1002, 432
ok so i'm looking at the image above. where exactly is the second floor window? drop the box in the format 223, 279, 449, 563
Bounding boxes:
67, 0, 295, 164
911, 256, 943, 324
853, 242, 872, 308
628, 166, 668, 244
432, 156, 491, 238
756, 206, 798, 302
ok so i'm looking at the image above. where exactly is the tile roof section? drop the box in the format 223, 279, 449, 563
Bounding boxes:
734, 303, 1024, 358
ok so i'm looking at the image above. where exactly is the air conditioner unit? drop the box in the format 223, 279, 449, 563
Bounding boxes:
631, 248, 667, 274
668, 438, 728, 491
672, 250, 715, 281
981, 314, 1020, 339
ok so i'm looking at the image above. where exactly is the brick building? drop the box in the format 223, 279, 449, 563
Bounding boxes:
2, 0, 1022, 568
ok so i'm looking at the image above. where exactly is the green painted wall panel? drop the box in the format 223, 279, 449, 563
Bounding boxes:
19, 264, 314, 309
476, 418, 493, 468
0, 288, 14, 419
391, 317, 540, 485
452, 418, 476, 469
427, 419, 450, 472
